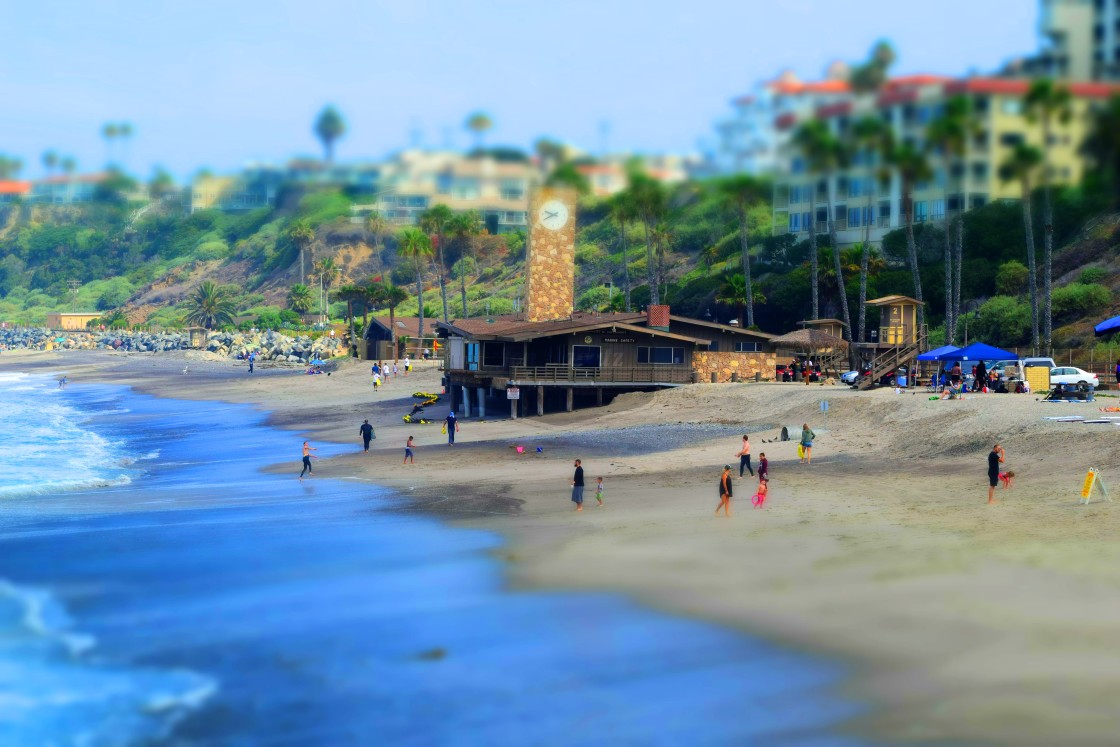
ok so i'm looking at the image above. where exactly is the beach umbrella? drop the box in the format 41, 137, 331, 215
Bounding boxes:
1095, 315, 1120, 337
916, 345, 960, 361
937, 342, 1017, 362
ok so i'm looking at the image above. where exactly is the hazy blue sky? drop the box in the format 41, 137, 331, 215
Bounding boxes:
2, 0, 1038, 180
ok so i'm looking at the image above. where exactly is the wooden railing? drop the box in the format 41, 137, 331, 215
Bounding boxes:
510, 365, 693, 384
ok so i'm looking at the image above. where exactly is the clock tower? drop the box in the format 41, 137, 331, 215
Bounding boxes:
525, 186, 578, 323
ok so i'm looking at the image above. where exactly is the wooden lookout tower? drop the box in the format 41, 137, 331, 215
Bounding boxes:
854, 295, 927, 388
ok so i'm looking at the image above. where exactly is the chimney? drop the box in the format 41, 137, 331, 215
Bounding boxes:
647, 304, 670, 330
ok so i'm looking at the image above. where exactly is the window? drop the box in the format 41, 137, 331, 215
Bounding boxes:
637, 346, 685, 365
791, 157, 805, 174
466, 342, 480, 371
914, 201, 928, 222
1001, 99, 1023, 115
572, 345, 601, 368
735, 341, 762, 352
930, 199, 946, 220
848, 207, 862, 227
451, 178, 480, 199
1000, 132, 1025, 147
482, 342, 504, 368
500, 179, 525, 200
972, 163, 988, 180
708, 341, 720, 352
789, 213, 801, 232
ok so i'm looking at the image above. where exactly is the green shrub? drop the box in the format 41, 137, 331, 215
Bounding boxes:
576, 286, 611, 311
994, 260, 1028, 296
1079, 267, 1108, 285
970, 296, 1032, 346
1052, 283, 1112, 321
195, 240, 230, 261
279, 309, 302, 326
255, 309, 283, 329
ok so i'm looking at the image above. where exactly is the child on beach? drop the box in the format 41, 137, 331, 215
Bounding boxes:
595, 477, 604, 507
757, 452, 769, 483
404, 436, 415, 464
751, 479, 768, 508
999, 470, 1015, 489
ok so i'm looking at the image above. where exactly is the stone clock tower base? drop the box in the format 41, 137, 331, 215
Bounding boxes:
525, 187, 578, 323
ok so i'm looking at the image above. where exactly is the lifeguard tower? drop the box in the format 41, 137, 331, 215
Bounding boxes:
187, 327, 209, 349
854, 296, 927, 389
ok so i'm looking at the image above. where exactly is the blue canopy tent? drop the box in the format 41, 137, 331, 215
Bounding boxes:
1095, 315, 1120, 337
916, 345, 959, 361
937, 342, 1018, 362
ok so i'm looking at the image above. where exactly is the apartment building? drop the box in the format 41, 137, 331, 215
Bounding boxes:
772, 75, 1119, 248
576, 153, 705, 197
1018, 0, 1120, 81
367, 150, 537, 233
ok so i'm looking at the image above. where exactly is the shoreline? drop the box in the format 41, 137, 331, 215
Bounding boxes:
8, 349, 1120, 744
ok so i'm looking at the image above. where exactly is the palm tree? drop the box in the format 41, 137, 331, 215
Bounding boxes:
366, 211, 388, 282
849, 116, 893, 342
378, 284, 409, 356
717, 273, 748, 326
1025, 79, 1072, 354
41, 150, 58, 178
927, 95, 972, 343
287, 219, 315, 285
626, 171, 667, 306
118, 122, 134, 171
336, 283, 364, 348
419, 204, 454, 321
465, 112, 493, 149
849, 40, 896, 93
101, 123, 119, 166
717, 175, 767, 328
1000, 143, 1044, 351
794, 120, 849, 334
314, 106, 346, 163
183, 280, 237, 330
60, 156, 76, 175
449, 209, 482, 317
610, 191, 635, 312
0, 155, 23, 180
313, 257, 340, 322
287, 284, 315, 315
397, 227, 433, 340
890, 142, 932, 330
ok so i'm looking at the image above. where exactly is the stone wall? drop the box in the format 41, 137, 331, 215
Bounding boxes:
525, 187, 577, 322
692, 351, 778, 383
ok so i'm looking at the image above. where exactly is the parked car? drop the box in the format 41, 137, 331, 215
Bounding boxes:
987, 360, 1020, 382
840, 369, 861, 385
1049, 366, 1099, 388
1021, 356, 1057, 371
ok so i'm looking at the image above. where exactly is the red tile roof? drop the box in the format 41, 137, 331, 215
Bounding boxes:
769, 79, 850, 95
0, 181, 31, 195
815, 101, 852, 118
943, 77, 1120, 98
883, 74, 952, 90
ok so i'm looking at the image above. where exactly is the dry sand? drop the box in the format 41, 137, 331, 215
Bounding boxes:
8, 349, 1120, 745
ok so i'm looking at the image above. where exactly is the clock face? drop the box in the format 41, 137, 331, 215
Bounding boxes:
538, 199, 569, 231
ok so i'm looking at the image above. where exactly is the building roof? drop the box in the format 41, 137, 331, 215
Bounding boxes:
943, 77, 1120, 98
667, 315, 776, 339
768, 79, 850, 96
369, 315, 442, 337
36, 173, 110, 185
866, 295, 925, 306
771, 328, 848, 349
0, 181, 31, 195
883, 74, 952, 90
438, 312, 647, 341
800, 318, 845, 326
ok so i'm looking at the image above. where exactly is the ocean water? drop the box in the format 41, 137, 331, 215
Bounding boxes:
0, 372, 867, 746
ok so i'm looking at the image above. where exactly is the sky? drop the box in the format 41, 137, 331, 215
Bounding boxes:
1, 0, 1039, 181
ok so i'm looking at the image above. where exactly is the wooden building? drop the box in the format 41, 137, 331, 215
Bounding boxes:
853, 295, 927, 388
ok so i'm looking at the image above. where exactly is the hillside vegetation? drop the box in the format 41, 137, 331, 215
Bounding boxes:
0, 182, 1118, 349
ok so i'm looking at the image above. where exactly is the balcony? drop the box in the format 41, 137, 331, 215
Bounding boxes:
877, 215, 892, 228
510, 365, 693, 384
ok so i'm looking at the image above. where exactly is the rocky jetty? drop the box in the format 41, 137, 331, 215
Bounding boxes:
0, 328, 347, 363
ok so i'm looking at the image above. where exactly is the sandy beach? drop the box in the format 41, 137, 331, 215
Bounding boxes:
9, 348, 1120, 745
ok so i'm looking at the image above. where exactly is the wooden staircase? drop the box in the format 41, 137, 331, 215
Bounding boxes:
856, 328, 927, 390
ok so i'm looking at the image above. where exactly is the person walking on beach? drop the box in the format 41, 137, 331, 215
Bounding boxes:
247, 352, 255, 374
716, 465, 733, 517
800, 424, 816, 464
595, 476, 604, 507
757, 452, 769, 483
571, 459, 585, 511
403, 435, 415, 464
359, 419, 375, 452
445, 411, 459, 445
299, 441, 318, 480
987, 444, 1005, 504
735, 435, 754, 477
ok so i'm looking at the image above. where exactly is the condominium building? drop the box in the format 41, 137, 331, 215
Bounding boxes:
1018, 0, 1120, 81
772, 75, 1120, 248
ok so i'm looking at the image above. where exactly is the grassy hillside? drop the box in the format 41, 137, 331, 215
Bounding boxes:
0, 182, 1117, 350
